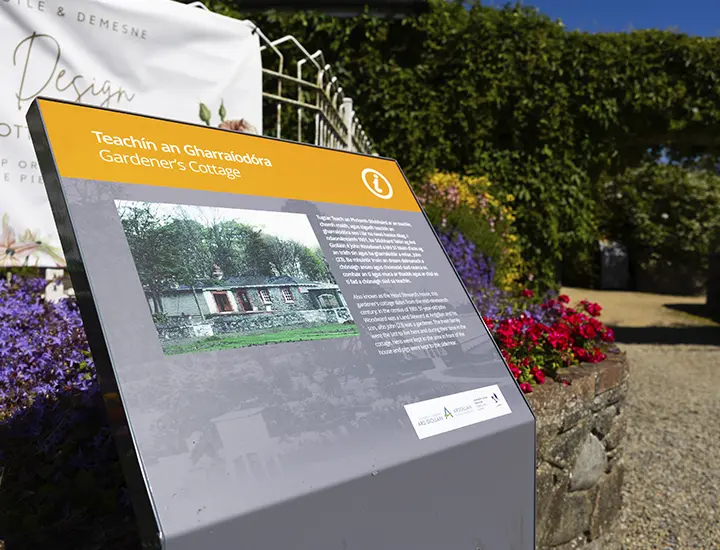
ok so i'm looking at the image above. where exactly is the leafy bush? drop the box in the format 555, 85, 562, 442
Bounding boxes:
418, 172, 527, 290
601, 163, 720, 293
0, 276, 135, 549
212, 0, 720, 287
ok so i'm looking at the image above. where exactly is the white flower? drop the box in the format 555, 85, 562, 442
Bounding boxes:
661, 213, 669, 220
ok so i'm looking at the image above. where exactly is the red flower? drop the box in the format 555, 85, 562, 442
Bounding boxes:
509, 366, 521, 379
531, 367, 546, 384
558, 294, 570, 304
520, 382, 533, 393
573, 346, 590, 361
580, 323, 598, 339
602, 327, 615, 343
521, 289, 534, 298
585, 302, 602, 317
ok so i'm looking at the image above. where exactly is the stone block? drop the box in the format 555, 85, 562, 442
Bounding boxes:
590, 461, 625, 539
541, 419, 591, 470
604, 410, 627, 452
570, 434, 607, 492
561, 398, 593, 432
536, 461, 569, 543
595, 361, 627, 395
591, 382, 627, 412
545, 489, 595, 547
593, 405, 617, 438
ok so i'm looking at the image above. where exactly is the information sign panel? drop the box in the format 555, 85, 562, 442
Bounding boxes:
28, 97, 535, 550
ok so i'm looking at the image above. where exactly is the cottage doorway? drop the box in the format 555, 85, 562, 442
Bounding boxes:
236, 290, 253, 312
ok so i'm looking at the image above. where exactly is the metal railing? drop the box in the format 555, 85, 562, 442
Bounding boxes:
189, 2, 375, 155
45, 2, 376, 301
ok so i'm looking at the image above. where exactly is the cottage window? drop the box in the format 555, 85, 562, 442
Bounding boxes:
318, 294, 338, 309
281, 288, 295, 303
258, 289, 272, 304
236, 290, 253, 312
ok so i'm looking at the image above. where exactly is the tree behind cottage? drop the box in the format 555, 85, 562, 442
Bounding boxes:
117, 203, 334, 315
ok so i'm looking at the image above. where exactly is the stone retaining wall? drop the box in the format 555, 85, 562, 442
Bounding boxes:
156, 308, 354, 340
529, 350, 628, 549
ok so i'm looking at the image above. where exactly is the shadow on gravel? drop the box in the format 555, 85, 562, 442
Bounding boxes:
610, 325, 720, 346
664, 302, 720, 324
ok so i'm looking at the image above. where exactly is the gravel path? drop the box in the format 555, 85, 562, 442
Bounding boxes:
618, 344, 720, 549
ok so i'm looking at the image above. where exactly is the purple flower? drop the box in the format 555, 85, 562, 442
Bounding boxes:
0, 276, 131, 542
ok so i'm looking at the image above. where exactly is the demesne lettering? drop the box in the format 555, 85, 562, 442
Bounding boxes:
76, 11, 148, 40
12, 33, 136, 111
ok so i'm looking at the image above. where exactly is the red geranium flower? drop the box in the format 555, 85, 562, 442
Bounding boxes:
573, 346, 590, 361
558, 294, 570, 303
531, 367, 546, 384
520, 382, 533, 393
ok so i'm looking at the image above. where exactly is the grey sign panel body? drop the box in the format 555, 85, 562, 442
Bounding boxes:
28, 98, 535, 550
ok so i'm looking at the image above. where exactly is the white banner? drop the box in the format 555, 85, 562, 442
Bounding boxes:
1, 0, 262, 268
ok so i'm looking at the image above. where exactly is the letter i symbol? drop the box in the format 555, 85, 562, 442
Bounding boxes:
373, 173, 382, 193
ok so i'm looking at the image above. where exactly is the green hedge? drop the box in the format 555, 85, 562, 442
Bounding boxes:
206, 0, 720, 289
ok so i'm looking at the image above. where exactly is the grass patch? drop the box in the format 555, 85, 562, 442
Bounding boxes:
163, 323, 360, 355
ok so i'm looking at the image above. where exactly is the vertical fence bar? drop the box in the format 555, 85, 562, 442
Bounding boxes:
342, 98, 354, 152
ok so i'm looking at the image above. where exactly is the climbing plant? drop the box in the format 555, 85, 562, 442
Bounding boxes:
206, 0, 720, 288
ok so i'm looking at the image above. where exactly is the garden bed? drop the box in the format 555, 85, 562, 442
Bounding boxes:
1, 273, 623, 549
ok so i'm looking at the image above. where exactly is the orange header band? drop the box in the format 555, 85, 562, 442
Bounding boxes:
36, 99, 420, 212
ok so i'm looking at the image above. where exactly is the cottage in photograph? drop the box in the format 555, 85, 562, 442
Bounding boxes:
150, 273, 350, 320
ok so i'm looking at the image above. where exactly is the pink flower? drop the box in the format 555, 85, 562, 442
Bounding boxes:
520, 382, 533, 393
509, 366, 521, 379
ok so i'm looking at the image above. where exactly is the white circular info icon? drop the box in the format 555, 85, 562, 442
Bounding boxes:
361, 168, 393, 200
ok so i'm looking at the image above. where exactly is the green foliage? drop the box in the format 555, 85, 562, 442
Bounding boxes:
600, 163, 720, 291
206, 0, 720, 288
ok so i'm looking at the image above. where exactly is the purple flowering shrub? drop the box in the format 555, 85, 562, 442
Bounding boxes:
438, 230, 551, 323
0, 276, 137, 549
